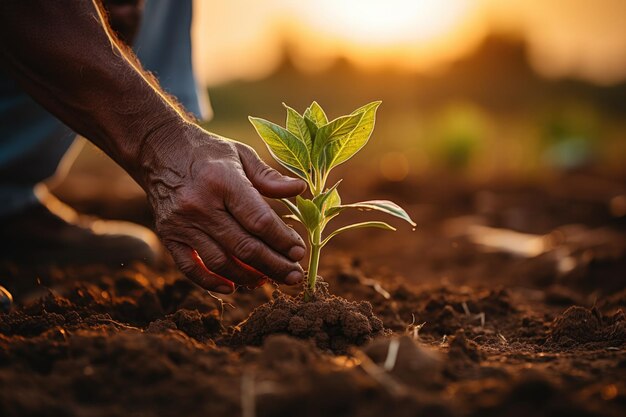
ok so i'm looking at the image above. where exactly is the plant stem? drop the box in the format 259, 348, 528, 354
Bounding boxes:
316, 169, 324, 194
305, 227, 322, 301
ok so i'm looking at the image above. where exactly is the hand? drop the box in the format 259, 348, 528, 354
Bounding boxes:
0, 0, 305, 295
142, 122, 307, 294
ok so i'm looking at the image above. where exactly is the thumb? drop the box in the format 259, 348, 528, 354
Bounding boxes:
237, 144, 307, 198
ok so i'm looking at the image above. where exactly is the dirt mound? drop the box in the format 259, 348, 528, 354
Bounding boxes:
234, 281, 386, 353
147, 309, 222, 342
443, 329, 487, 381
547, 305, 626, 348
448, 329, 483, 362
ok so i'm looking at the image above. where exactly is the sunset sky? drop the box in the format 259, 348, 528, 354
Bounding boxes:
191, 0, 626, 86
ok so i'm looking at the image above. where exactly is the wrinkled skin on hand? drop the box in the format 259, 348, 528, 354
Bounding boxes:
0, 0, 305, 294
141, 122, 307, 294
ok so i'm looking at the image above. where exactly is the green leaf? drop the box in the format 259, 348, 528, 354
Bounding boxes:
324, 189, 341, 211
326, 200, 416, 227
296, 196, 321, 232
249, 117, 311, 180
312, 179, 342, 210
283, 214, 302, 223
312, 113, 363, 169
304, 117, 318, 141
321, 189, 344, 224
280, 198, 304, 224
321, 101, 381, 171
351, 100, 382, 115
283, 104, 312, 151
303, 101, 328, 127
321, 221, 395, 246
279, 199, 304, 226
280, 198, 300, 216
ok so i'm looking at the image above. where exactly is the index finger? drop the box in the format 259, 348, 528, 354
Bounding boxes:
225, 182, 306, 262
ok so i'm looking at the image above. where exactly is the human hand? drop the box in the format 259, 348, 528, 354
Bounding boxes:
141, 122, 307, 294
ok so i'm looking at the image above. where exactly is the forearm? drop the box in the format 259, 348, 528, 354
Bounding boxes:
0, 0, 189, 185
0, 1, 309, 291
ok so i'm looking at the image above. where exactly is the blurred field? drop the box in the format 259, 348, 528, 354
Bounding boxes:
59, 35, 626, 211
207, 36, 625, 180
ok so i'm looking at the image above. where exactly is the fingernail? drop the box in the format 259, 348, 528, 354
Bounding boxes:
214, 285, 234, 294
285, 270, 304, 285
288, 246, 306, 261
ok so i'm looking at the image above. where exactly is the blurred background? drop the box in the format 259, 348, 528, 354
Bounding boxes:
56, 0, 626, 226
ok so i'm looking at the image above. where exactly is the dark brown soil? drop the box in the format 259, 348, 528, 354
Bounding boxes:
1, 173, 625, 417
547, 305, 626, 348
234, 280, 386, 353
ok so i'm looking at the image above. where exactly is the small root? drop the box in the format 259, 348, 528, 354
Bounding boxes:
462, 302, 471, 316
476, 312, 486, 328
406, 314, 426, 340
461, 302, 486, 327
207, 291, 235, 320
358, 277, 391, 300
383, 338, 401, 371
97, 318, 141, 331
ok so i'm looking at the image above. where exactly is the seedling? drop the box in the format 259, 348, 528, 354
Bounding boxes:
249, 101, 415, 300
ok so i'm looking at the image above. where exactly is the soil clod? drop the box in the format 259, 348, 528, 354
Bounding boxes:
548, 305, 626, 348
234, 281, 386, 353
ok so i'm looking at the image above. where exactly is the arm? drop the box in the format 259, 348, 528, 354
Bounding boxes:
0, 0, 306, 293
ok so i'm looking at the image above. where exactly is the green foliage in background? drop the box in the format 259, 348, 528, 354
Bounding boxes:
540, 104, 601, 169
432, 103, 487, 171
250, 101, 415, 299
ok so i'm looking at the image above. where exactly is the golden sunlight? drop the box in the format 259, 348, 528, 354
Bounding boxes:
286, 0, 485, 72
192, 0, 626, 86
295, 0, 474, 45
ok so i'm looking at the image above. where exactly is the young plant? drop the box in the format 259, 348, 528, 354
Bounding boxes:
249, 101, 415, 300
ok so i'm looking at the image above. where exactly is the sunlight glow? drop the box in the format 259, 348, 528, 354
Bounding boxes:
299, 0, 473, 45
192, 0, 626, 86
285, 0, 486, 73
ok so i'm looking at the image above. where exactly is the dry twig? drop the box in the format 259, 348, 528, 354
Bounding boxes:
351, 349, 407, 396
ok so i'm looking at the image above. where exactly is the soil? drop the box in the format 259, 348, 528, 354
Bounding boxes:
1, 172, 625, 417
234, 280, 387, 353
